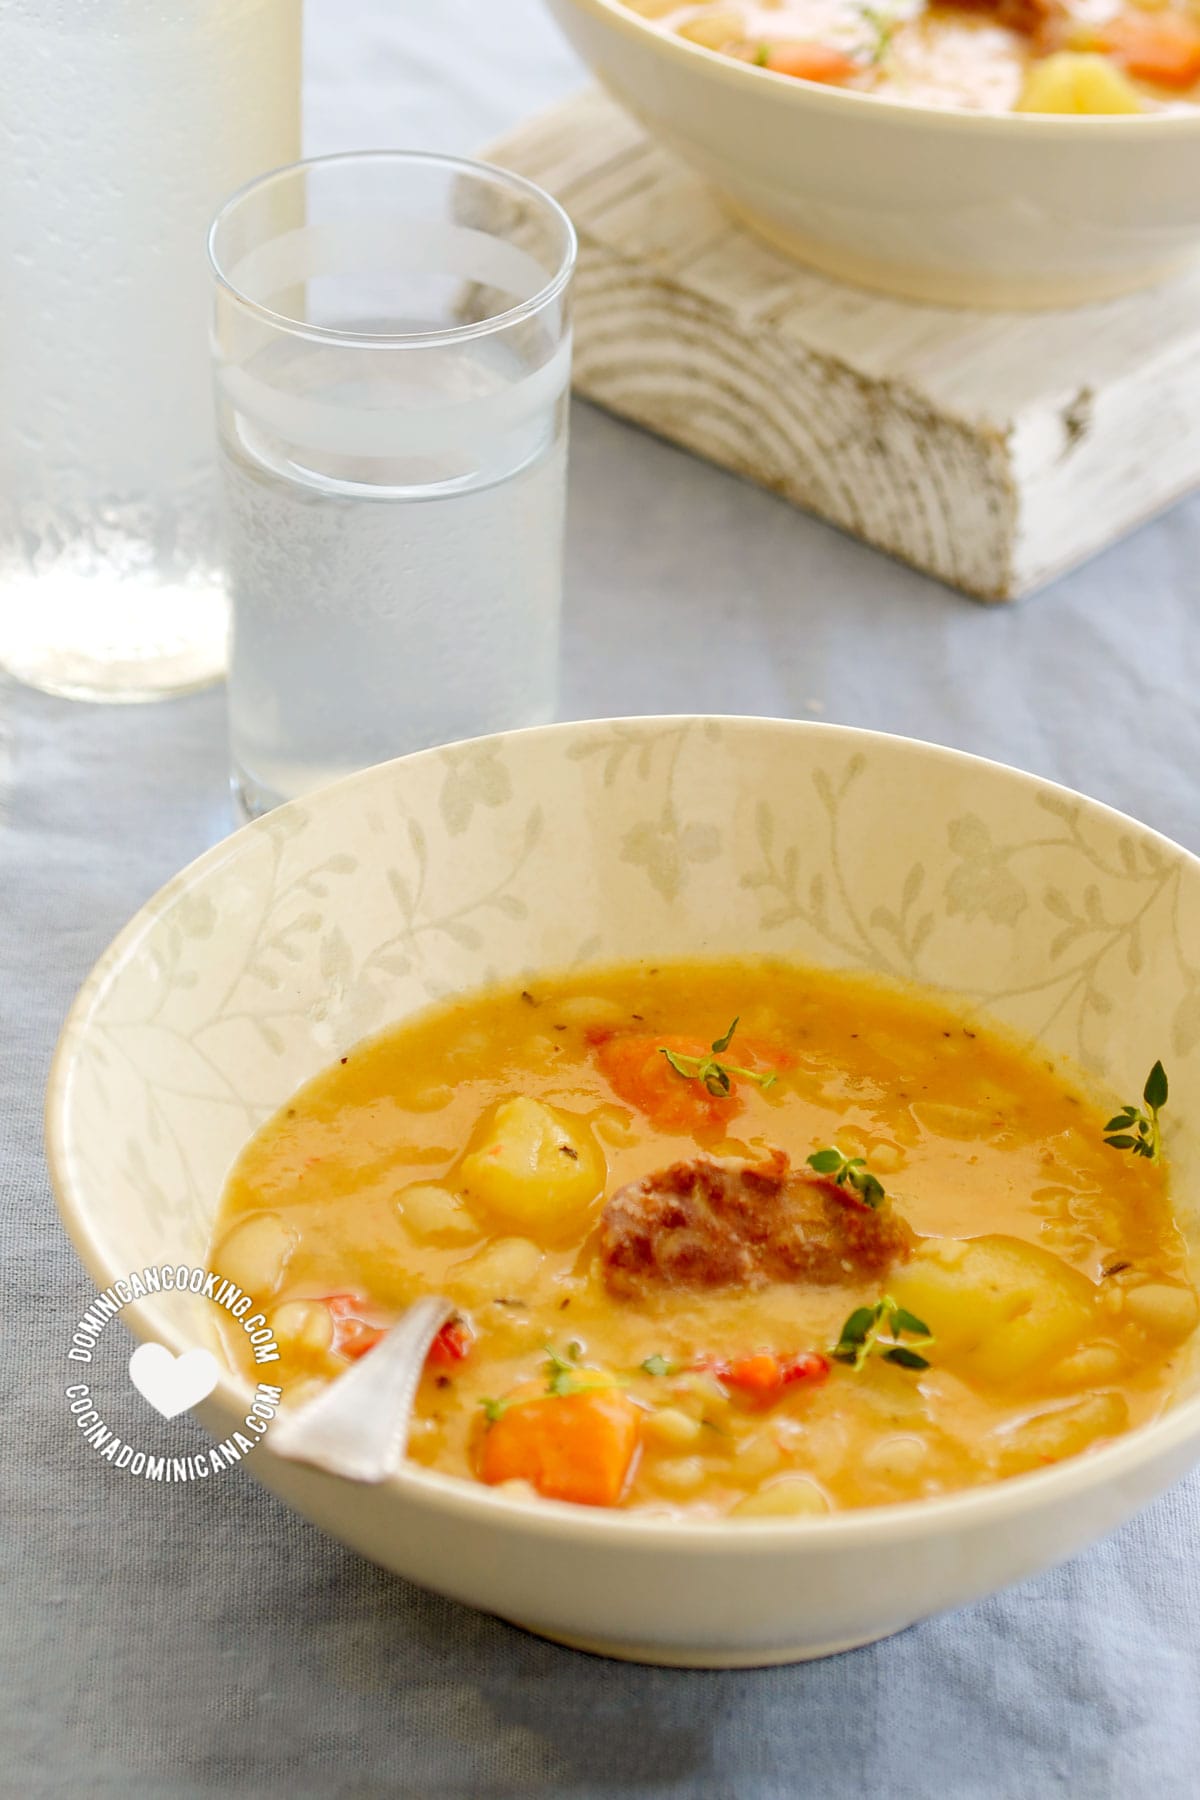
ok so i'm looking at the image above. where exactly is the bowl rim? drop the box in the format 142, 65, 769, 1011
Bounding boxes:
45, 713, 1200, 1552
554, 0, 1200, 136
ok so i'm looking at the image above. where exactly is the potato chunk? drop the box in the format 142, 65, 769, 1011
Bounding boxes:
459, 1097, 604, 1240
1017, 52, 1143, 113
891, 1234, 1097, 1386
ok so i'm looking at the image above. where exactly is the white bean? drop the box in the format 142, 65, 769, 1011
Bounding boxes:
215, 1212, 296, 1298
271, 1299, 334, 1358
732, 1476, 831, 1518
644, 1407, 704, 1449
396, 1183, 479, 1244
1124, 1284, 1200, 1343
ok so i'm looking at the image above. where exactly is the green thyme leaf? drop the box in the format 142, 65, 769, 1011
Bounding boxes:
1144, 1060, 1168, 1112
658, 1017, 780, 1100
544, 1347, 578, 1394
641, 1354, 675, 1377
806, 1145, 887, 1209
807, 1148, 844, 1174
838, 1306, 878, 1346
1104, 1062, 1168, 1165
481, 1397, 509, 1423
831, 1295, 933, 1374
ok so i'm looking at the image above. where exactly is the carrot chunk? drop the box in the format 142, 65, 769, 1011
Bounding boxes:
479, 1390, 642, 1507
762, 42, 862, 84
1099, 11, 1200, 87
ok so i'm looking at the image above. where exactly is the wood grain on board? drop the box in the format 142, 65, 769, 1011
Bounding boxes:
490, 88, 1200, 600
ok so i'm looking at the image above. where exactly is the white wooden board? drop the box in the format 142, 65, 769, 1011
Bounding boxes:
489, 89, 1200, 601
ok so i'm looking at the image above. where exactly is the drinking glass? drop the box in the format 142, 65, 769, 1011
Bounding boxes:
0, 0, 301, 701
207, 152, 577, 817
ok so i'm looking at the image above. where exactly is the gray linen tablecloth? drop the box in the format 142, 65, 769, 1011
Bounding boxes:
4, 3, 1200, 1795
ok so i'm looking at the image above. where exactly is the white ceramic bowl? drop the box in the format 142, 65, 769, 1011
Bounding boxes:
48, 717, 1200, 1665
546, 0, 1200, 306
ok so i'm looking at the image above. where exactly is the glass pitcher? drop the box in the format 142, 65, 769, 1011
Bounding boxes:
0, 0, 302, 700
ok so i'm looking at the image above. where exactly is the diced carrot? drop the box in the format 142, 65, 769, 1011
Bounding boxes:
762, 42, 862, 85
479, 1389, 642, 1507
428, 1315, 474, 1367
1099, 10, 1200, 87
594, 1032, 786, 1133
323, 1293, 385, 1361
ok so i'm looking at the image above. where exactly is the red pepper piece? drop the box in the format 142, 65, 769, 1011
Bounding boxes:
323, 1293, 385, 1361
699, 1349, 830, 1404
428, 1315, 475, 1368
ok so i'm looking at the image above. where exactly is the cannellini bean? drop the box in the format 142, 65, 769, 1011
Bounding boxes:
789, 1417, 850, 1480
215, 1212, 296, 1298
868, 1142, 906, 1175
678, 9, 744, 47
994, 1391, 1128, 1476
451, 1236, 545, 1305
592, 1107, 639, 1148
732, 1476, 831, 1518
1051, 1344, 1125, 1387
496, 1478, 541, 1502
670, 1372, 730, 1414
271, 1299, 334, 1358
653, 1456, 709, 1494
733, 1432, 785, 1481
396, 1182, 480, 1244
862, 1434, 929, 1481
405, 1082, 453, 1113
911, 1101, 1000, 1141
644, 1407, 704, 1449
1124, 1284, 1200, 1343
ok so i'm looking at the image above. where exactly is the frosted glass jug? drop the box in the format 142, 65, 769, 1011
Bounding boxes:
0, 0, 302, 700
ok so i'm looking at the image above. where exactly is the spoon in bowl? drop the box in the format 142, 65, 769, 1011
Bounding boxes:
267, 1294, 453, 1483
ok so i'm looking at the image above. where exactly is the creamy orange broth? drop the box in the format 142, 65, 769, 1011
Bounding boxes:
213, 961, 1197, 1518
632, 0, 1200, 113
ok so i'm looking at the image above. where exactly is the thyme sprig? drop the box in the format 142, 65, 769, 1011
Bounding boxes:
660, 1017, 779, 1098
1104, 1061, 1168, 1163
858, 1, 903, 64
807, 1145, 886, 1209
831, 1296, 933, 1372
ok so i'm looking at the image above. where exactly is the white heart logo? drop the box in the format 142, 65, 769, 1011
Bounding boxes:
128, 1343, 219, 1420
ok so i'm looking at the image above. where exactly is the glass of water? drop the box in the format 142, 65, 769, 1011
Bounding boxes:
207, 152, 576, 817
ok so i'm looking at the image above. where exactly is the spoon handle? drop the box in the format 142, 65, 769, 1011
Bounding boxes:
268, 1295, 453, 1483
